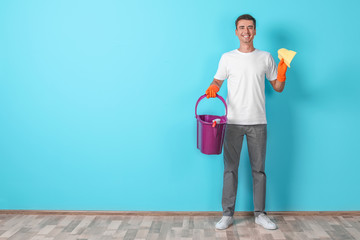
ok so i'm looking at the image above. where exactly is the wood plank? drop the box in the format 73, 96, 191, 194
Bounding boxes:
0, 213, 359, 240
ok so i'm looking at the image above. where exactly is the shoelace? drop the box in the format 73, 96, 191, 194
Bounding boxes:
219, 217, 230, 224
260, 214, 273, 225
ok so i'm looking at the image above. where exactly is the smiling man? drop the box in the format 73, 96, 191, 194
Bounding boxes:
205, 14, 288, 230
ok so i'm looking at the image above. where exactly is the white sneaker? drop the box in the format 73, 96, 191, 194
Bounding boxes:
255, 213, 277, 230
215, 216, 234, 230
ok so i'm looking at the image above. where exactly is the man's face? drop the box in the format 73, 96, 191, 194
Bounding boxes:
235, 20, 256, 44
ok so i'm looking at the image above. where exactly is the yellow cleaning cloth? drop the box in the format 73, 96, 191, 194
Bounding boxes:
278, 48, 297, 68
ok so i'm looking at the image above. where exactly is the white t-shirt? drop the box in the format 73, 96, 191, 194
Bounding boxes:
214, 49, 277, 125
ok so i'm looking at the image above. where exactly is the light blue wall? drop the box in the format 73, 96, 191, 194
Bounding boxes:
1, 0, 359, 211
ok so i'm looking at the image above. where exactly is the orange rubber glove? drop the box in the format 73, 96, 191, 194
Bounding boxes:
277, 58, 288, 82
205, 85, 219, 98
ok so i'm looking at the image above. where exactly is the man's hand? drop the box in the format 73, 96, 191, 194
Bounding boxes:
205, 85, 219, 98
277, 58, 288, 82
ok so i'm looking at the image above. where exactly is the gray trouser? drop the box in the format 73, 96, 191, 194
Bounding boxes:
222, 124, 267, 217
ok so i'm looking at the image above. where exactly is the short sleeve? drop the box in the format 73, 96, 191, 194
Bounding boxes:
214, 54, 228, 80
266, 54, 277, 81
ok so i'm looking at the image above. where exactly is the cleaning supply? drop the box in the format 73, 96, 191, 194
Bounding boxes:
195, 94, 227, 155
278, 48, 297, 68
205, 85, 219, 98
212, 119, 221, 128
277, 58, 288, 82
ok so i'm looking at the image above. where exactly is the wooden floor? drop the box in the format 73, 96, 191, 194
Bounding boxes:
0, 214, 360, 240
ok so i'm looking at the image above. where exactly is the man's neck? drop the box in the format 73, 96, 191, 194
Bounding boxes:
238, 43, 255, 53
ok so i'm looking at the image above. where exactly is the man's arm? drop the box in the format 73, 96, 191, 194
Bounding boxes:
269, 79, 285, 93
210, 79, 224, 89
270, 58, 287, 93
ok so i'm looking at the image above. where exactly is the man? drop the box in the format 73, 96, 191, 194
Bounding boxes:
206, 14, 288, 230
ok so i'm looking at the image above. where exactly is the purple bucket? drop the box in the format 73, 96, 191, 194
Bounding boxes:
195, 94, 227, 155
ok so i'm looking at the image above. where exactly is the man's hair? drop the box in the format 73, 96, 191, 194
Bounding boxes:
235, 14, 256, 29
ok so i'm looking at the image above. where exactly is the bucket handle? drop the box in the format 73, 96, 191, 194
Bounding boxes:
195, 94, 228, 118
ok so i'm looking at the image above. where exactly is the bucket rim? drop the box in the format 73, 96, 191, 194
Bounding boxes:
196, 114, 227, 125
